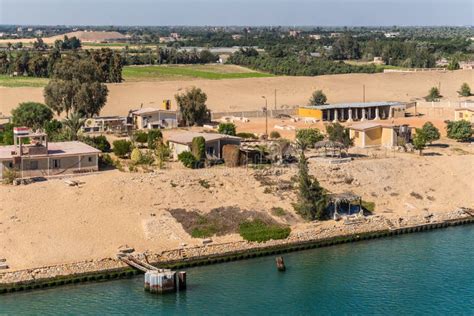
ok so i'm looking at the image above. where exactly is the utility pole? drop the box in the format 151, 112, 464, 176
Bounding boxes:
274, 89, 277, 110
262, 96, 268, 137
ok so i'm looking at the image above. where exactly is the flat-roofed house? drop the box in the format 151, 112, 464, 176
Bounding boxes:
131, 107, 180, 130
167, 132, 241, 159
0, 128, 100, 180
349, 122, 410, 148
454, 108, 474, 123
298, 101, 406, 122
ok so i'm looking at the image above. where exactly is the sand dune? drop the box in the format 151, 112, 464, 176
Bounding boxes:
1, 70, 472, 118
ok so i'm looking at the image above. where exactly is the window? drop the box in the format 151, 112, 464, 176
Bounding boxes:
7, 162, 13, 168
29, 160, 38, 170
88, 157, 93, 163
53, 159, 60, 169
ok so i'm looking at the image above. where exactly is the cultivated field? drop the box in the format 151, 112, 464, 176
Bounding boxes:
0, 69, 472, 117
0, 31, 127, 45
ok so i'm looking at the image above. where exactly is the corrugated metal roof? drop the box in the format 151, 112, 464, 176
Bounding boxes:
167, 132, 240, 145
300, 101, 403, 110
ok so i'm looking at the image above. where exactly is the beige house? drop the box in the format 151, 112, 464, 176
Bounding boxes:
131, 107, 180, 130
0, 128, 100, 180
167, 132, 241, 159
349, 122, 399, 148
454, 108, 474, 123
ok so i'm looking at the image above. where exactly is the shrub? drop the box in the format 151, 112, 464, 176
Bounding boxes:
134, 131, 148, 146
326, 122, 353, 148
218, 122, 237, 136
138, 150, 155, 165
446, 120, 473, 142
99, 153, 114, 168
191, 136, 206, 161
178, 151, 198, 168
2, 168, 18, 185
130, 148, 143, 163
236, 132, 257, 139
155, 141, 171, 169
147, 129, 163, 149
271, 207, 287, 217
112, 140, 132, 158
296, 128, 324, 149
308, 89, 327, 106
269, 131, 281, 139
412, 128, 427, 155
239, 219, 291, 242
82, 135, 111, 152
425, 87, 441, 102
198, 179, 210, 189
458, 83, 471, 97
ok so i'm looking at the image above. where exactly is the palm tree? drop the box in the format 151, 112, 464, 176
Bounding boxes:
63, 112, 85, 141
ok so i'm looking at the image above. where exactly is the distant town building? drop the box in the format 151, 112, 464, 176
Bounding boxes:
34, 30, 43, 36
459, 61, 474, 70
330, 32, 342, 38
27, 27, 33, 32
170, 32, 180, 39
232, 34, 243, 40
373, 56, 384, 65
436, 58, 449, 67
289, 30, 301, 37
309, 34, 321, 40
384, 32, 400, 38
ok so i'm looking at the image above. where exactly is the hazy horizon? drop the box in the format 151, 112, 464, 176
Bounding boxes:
1, 0, 473, 27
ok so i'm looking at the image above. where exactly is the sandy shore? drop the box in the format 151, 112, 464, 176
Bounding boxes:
1, 70, 472, 116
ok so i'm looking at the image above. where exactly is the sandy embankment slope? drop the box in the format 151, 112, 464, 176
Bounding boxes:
0, 147, 473, 270
1, 70, 473, 117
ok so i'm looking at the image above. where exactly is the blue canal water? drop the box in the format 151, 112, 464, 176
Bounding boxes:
1, 226, 473, 315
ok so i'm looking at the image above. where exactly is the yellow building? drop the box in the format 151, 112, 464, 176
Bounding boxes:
349, 122, 399, 148
454, 108, 474, 123
298, 102, 405, 122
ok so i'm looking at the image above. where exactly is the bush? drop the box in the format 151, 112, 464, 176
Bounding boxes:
237, 132, 257, 139
99, 153, 114, 168
82, 135, 111, 152
218, 122, 237, 136
2, 168, 18, 185
271, 207, 287, 217
296, 128, 324, 149
147, 129, 163, 149
446, 120, 473, 142
269, 131, 281, 139
458, 83, 471, 97
112, 140, 132, 158
239, 219, 291, 242
130, 148, 143, 163
138, 150, 155, 165
425, 87, 441, 102
178, 151, 198, 168
326, 122, 353, 148
134, 131, 148, 146
191, 136, 206, 161
309, 90, 327, 106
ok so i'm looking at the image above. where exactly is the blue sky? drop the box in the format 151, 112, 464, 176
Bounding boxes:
0, 0, 472, 26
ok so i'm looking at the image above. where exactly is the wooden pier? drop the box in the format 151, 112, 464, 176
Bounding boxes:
118, 254, 186, 294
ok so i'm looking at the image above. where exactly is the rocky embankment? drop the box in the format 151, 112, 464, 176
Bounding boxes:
0, 209, 472, 290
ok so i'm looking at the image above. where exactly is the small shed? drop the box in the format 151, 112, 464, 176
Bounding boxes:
167, 132, 241, 160
328, 192, 363, 220
349, 122, 398, 148
314, 140, 347, 157
454, 108, 474, 123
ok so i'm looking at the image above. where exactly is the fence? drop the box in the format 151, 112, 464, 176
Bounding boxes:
211, 107, 298, 120
383, 68, 446, 73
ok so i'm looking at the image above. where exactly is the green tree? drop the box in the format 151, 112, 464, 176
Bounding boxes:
295, 128, 324, 150
191, 136, 206, 162
293, 151, 327, 220
326, 122, 353, 148
421, 122, 440, 144
11, 102, 53, 129
74, 82, 108, 117
412, 128, 427, 156
175, 87, 210, 126
458, 83, 471, 97
155, 140, 171, 169
425, 87, 441, 102
133, 131, 148, 147
218, 122, 237, 136
62, 112, 85, 141
446, 120, 473, 142
82, 135, 111, 152
43, 119, 63, 139
308, 90, 327, 106
0, 123, 14, 145
147, 129, 163, 149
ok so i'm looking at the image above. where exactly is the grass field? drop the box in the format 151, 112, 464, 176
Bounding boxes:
0, 75, 49, 88
122, 64, 274, 81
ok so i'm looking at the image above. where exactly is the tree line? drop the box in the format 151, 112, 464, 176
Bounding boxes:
122, 47, 219, 65
0, 47, 123, 82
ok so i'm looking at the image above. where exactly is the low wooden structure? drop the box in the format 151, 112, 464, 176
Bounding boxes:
314, 140, 347, 158
329, 192, 363, 220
